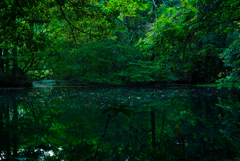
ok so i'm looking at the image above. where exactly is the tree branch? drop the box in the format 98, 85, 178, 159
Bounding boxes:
152, 0, 157, 19
56, 0, 87, 45
162, 0, 166, 6
129, 25, 143, 42
85, 113, 112, 161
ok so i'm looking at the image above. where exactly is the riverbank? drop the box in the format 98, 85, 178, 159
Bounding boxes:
32, 80, 192, 88
196, 82, 240, 89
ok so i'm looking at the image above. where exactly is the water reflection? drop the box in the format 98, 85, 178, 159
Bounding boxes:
0, 86, 239, 160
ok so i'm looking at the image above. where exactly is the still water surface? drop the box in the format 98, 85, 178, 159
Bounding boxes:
0, 85, 239, 161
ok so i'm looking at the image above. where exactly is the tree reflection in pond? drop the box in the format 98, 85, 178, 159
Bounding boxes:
0, 86, 239, 160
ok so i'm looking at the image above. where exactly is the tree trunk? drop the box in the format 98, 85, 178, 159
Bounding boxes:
5, 95, 11, 160
4, 49, 9, 72
12, 47, 18, 79
13, 95, 18, 156
150, 109, 156, 147
0, 96, 4, 152
0, 47, 4, 73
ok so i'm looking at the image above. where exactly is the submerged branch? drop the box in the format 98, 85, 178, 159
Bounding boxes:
85, 113, 112, 160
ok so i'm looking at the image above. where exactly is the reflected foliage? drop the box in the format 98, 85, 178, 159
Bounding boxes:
217, 95, 240, 155
0, 86, 239, 160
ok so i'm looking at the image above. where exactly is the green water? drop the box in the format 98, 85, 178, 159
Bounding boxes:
0, 86, 239, 161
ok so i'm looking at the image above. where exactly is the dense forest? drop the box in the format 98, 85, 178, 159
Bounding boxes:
1, 1, 240, 160
1, 0, 240, 87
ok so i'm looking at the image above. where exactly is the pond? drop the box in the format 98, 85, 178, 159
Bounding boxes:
0, 85, 239, 161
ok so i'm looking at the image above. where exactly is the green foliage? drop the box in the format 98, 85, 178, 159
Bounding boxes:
52, 39, 175, 84
0, 0, 149, 87
1, 0, 240, 87
136, 0, 240, 84
217, 37, 240, 88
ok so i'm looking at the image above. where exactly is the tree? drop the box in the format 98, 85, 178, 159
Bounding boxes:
137, 0, 240, 84
0, 0, 147, 86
